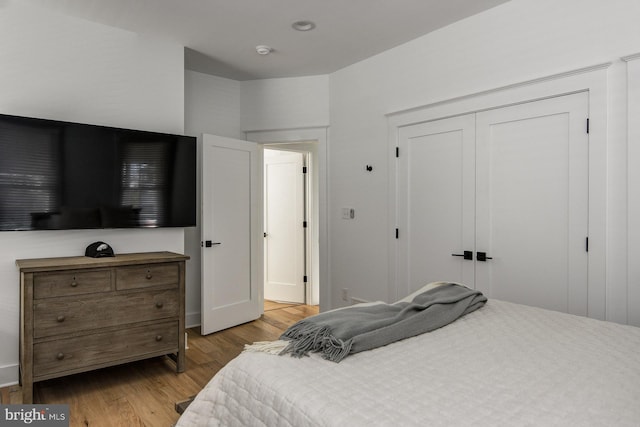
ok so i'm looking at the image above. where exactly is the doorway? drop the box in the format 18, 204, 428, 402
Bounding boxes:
262, 142, 319, 306
264, 148, 307, 303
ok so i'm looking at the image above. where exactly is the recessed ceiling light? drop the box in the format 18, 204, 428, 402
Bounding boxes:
292, 20, 316, 31
256, 45, 273, 55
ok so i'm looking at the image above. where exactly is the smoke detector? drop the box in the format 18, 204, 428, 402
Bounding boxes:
292, 20, 316, 31
255, 45, 273, 55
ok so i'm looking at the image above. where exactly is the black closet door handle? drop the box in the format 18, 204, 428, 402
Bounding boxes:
451, 251, 473, 260
477, 252, 493, 262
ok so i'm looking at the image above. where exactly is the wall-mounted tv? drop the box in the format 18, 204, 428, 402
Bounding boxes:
0, 113, 196, 231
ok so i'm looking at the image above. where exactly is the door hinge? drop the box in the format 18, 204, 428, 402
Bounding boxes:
586, 237, 589, 252
395, 147, 399, 158
586, 118, 590, 134
303, 221, 307, 228
395, 228, 399, 239
303, 275, 308, 283
302, 166, 307, 174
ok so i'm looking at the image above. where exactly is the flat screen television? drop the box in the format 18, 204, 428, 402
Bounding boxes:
0, 113, 196, 231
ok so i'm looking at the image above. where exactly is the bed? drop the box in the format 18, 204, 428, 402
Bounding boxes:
176, 296, 640, 426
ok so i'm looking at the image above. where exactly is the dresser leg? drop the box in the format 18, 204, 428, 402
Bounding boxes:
177, 327, 185, 373
177, 349, 185, 373
168, 352, 185, 373
22, 381, 33, 404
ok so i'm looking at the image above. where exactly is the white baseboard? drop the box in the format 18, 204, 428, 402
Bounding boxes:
0, 364, 19, 388
186, 311, 201, 329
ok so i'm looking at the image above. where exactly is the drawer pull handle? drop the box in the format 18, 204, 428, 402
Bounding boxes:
70, 281, 78, 287
146, 272, 153, 280
56, 352, 65, 360
155, 302, 164, 309
57, 315, 65, 323
155, 335, 163, 342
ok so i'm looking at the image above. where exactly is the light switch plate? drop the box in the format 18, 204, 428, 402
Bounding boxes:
342, 208, 355, 219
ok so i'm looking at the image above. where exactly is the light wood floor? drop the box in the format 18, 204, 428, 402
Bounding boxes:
0, 301, 318, 427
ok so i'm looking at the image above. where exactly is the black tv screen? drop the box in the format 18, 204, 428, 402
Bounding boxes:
0, 113, 196, 231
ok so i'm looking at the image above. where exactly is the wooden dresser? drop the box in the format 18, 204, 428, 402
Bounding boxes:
17, 251, 189, 404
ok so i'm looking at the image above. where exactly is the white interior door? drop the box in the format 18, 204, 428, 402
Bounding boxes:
201, 134, 261, 335
475, 92, 589, 315
264, 149, 305, 303
397, 114, 476, 297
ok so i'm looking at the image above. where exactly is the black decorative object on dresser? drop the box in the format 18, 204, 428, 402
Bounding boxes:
17, 251, 188, 404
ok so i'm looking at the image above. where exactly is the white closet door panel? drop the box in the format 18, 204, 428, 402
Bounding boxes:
397, 115, 475, 297
475, 92, 589, 315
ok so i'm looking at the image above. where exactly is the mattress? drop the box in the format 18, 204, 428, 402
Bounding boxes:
177, 299, 640, 426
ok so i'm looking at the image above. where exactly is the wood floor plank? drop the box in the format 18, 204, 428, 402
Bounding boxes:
0, 385, 21, 404
264, 300, 297, 311
112, 397, 146, 427
1, 301, 318, 426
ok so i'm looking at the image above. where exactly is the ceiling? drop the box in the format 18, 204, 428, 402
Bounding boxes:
25, 0, 509, 81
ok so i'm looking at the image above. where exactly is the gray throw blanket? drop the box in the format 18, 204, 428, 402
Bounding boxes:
280, 283, 486, 362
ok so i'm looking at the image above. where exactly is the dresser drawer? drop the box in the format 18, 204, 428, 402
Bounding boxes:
34, 288, 179, 338
116, 263, 179, 290
34, 270, 112, 299
33, 320, 179, 378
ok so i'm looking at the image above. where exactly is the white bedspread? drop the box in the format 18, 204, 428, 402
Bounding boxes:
177, 300, 640, 426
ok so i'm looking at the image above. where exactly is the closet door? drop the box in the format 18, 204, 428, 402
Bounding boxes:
397, 115, 476, 297
475, 92, 589, 315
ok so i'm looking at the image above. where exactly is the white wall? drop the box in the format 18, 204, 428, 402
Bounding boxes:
328, 0, 640, 320
241, 75, 330, 131
0, 2, 185, 386
185, 71, 242, 140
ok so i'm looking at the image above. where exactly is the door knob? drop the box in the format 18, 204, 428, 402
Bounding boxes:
451, 251, 473, 260
203, 240, 222, 248
477, 252, 493, 262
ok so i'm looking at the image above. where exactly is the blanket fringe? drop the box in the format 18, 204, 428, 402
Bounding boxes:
243, 340, 289, 355
280, 320, 353, 362
321, 336, 353, 362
